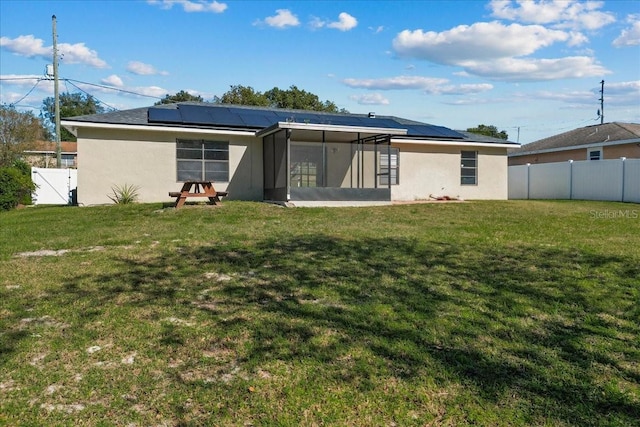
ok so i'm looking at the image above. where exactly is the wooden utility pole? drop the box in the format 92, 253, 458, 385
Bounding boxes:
599, 80, 604, 125
52, 15, 61, 168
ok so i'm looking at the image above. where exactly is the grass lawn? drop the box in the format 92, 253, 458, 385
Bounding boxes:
0, 200, 638, 426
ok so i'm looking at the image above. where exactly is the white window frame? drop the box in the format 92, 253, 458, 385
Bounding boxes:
379, 147, 399, 186
176, 139, 229, 182
588, 147, 602, 161
461, 150, 478, 185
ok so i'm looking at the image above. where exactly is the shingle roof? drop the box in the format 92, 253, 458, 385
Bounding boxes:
455, 130, 516, 144
67, 106, 160, 125
65, 103, 517, 145
509, 122, 640, 155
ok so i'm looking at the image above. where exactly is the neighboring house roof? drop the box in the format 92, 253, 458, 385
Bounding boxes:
23, 140, 77, 154
455, 130, 513, 144
509, 122, 640, 157
63, 103, 519, 147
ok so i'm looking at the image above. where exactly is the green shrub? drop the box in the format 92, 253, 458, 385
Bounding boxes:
107, 183, 140, 204
0, 162, 36, 211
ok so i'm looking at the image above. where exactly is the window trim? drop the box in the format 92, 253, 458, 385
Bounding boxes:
379, 147, 399, 186
176, 139, 229, 182
460, 150, 478, 186
588, 147, 602, 161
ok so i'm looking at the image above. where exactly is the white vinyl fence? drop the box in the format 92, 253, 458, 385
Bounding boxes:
31, 167, 78, 205
508, 158, 640, 203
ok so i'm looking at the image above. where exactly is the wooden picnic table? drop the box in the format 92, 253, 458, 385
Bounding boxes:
169, 181, 227, 208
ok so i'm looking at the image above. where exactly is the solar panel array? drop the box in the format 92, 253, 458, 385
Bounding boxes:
147, 104, 464, 139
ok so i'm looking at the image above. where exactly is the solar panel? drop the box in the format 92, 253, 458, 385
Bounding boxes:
147, 103, 464, 138
210, 110, 247, 127
230, 109, 278, 127
177, 104, 219, 125
148, 107, 182, 123
405, 124, 464, 138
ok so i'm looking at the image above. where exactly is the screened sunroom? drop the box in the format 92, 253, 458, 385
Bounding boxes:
258, 122, 405, 203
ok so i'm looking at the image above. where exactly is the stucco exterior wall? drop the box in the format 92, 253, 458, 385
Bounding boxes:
391, 144, 508, 200
76, 126, 510, 205
76, 128, 262, 205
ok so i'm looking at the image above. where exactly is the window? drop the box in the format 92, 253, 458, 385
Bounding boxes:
461, 151, 477, 185
177, 140, 229, 182
291, 161, 317, 187
290, 144, 322, 187
379, 147, 399, 186
61, 154, 75, 168
588, 148, 602, 161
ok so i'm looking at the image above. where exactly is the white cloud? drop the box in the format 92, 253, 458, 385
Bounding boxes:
58, 42, 108, 68
260, 9, 300, 29
343, 75, 493, 95
436, 83, 494, 95
522, 80, 640, 107
134, 85, 169, 98
369, 26, 384, 34
349, 93, 390, 105
601, 80, 640, 105
147, 0, 227, 13
310, 17, 325, 30
343, 76, 449, 90
393, 22, 573, 64
126, 61, 169, 76
391, 20, 612, 81
488, 0, 615, 30
309, 12, 357, 31
463, 56, 610, 81
101, 75, 124, 87
327, 13, 358, 31
0, 35, 49, 57
0, 35, 108, 68
613, 16, 640, 47
567, 31, 589, 46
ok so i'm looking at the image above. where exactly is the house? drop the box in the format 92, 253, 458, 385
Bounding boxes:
22, 141, 78, 168
61, 103, 518, 206
508, 122, 640, 166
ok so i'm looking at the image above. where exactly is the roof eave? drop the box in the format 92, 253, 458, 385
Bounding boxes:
61, 120, 257, 137
255, 121, 408, 138
392, 137, 519, 148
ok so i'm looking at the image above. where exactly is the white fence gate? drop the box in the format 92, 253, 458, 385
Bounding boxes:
31, 167, 78, 205
508, 158, 640, 203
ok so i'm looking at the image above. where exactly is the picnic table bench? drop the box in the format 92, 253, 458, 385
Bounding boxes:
169, 181, 227, 208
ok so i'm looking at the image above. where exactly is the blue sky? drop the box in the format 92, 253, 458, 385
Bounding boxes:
1, 0, 639, 144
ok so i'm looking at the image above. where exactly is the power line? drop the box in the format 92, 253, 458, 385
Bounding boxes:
65, 79, 118, 112
65, 78, 163, 100
0, 77, 44, 81
7, 78, 43, 106
2, 76, 165, 109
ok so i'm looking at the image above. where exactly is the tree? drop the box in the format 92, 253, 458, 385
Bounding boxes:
42, 92, 105, 141
0, 105, 46, 167
264, 85, 346, 113
466, 124, 508, 140
155, 90, 204, 105
214, 84, 348, 113
0, 159, 36, 210
213, 85, 269, 106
